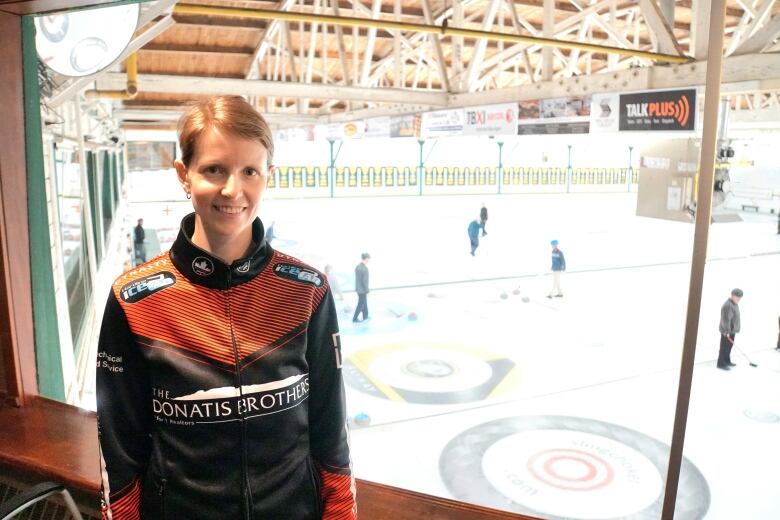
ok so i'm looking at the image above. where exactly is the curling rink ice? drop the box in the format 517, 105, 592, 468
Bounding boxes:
130, 189, 780, 520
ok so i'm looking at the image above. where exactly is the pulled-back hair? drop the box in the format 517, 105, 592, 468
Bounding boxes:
177, 96, 274, 168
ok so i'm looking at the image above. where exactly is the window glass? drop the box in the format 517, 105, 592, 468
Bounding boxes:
101, 150, 114, 237
127, 142, 175, 170
54, 147, 92, 344
682, 134, 780, 519
86, 151, 103, 263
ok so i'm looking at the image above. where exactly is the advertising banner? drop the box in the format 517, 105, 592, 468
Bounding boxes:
315, 123, 343, 141
463, 103, 517, 136
274, 125, 315, 142
364, 116, 391, 138
314, 121, 364, 140
420, 108, 465, 138
590, 89, 697, 133
341, 120, 365, 139
390, 114, 420, 138
589, 93, 620, 134
618, 89, 696, 132
517, 96, 591, 135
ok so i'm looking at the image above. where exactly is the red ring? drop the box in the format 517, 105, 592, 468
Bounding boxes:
543, 455, 597, 482
527, 449, 615, 491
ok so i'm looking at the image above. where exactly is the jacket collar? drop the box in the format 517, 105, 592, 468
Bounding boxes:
169, 213, 272, 289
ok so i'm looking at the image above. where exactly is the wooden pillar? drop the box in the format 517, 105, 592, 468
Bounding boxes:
0, 9, 37, 404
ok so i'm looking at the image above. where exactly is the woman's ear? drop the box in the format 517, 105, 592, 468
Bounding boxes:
174, 159, 189, 190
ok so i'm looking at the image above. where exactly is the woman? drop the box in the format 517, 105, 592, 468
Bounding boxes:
96, 96, 356, 519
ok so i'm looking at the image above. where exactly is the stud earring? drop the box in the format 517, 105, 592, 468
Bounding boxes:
186, 192, 191, 199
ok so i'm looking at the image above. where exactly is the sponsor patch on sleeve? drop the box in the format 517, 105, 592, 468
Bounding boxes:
273, 263, 323, 287
120, 272, 176, 303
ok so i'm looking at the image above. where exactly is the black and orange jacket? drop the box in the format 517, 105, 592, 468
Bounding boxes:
96, 214, 356, 520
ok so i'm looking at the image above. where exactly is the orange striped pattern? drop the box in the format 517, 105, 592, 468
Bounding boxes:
319, 468, 357, 520
231, 255, 327, 360
114, 251, 328, 367
104, 478, 141, 520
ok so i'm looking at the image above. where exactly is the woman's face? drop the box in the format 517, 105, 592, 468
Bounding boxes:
175, 127, 271, 247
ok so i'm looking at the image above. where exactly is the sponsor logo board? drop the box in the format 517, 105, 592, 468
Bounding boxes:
463, 103, 517, 136
517, 96, 591, 135
420, 108, 465, 139
619, 88, 695, 131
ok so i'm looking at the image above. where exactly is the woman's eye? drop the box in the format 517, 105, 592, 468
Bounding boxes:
204, 166, 221, 174
244, 168, 259, 177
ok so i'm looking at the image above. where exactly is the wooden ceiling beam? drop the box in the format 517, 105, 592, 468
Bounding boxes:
733, 12, 780, 55
451, 52, 780, 107
172, 13, 269, 29
98, 72, 450, 105
262, 44, 382, 63
161, 21, 265, 33
676, 0, 744, 18
170, 18, 652, 51
141, 43, 257, 55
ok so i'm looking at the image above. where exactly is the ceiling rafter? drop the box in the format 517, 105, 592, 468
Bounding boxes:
733, 11, 780, 54
636, 0, 684, 56
45, 0, 780, 125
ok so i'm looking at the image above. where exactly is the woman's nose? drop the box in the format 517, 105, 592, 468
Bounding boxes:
221, 172, 241, 197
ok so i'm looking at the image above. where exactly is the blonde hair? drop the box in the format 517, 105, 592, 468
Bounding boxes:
177, 96, 274, 168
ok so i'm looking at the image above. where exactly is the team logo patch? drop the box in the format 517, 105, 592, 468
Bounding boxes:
120, 272, 176, 303
192, 256, 214, 276
273, 263, 323, 287
236, 260, 250, 274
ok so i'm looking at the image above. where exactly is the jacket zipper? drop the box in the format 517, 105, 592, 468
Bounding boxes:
226, 270, 252, 520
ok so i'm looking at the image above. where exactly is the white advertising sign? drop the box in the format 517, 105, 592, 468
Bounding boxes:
314, 123, 343, 141
364, 116, 391, 138
274, 126, 314, 142
420, 108, 465, 139
589, 93, 620, 134
315, 121, 364, 140
463, 103, 517, 136
341, 120, 365, 139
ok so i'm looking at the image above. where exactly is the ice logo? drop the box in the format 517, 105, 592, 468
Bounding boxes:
146, 274, 173, 291
298, 271, 322, 287
274, 263, 323, 287
120, 272, 176, 303
192, 257, 214, 276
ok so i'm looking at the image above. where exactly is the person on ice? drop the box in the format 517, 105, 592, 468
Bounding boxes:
133, 218, 146, 264
96, 96, 356, 520
547, 239, 566, 298
468, 217, 481, 256
717, 288, 743, 370
352, 253, 371, 322
479, 202, 488, 236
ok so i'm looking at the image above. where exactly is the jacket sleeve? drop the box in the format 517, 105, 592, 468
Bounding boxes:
306, 288, 357, 520
96, 291, 153, 520
560, 251, 566, 271
719, 303, 733, 335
